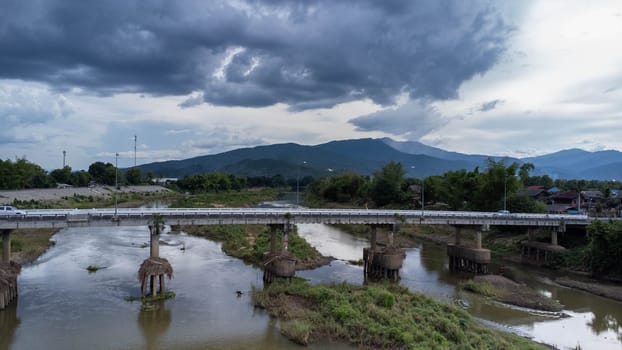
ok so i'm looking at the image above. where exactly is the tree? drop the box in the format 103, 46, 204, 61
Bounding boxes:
126, 167, 143, 185
50, 166, 72, 185
518, 162, 535, 183
0, 158, 50, 189
371, 162, 407, 207
70, 170, 92, 187
472, 159, 519, 211
88, 161, 119, 185
588, 220, 622, 279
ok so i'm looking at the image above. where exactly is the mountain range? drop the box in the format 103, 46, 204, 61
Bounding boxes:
137, 138, 622, 181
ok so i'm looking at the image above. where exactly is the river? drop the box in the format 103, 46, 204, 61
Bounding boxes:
2, 201, 622, 349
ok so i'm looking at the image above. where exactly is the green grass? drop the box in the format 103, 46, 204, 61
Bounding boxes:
252, 279, 546, 349
182, 224, 323, 266
86, 265, 105, 273
460, 280, 500, 297
170, 188, 279, 208
8, 228, 57, 264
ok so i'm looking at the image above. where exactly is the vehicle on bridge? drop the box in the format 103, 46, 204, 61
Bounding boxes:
0, 206, 25, 215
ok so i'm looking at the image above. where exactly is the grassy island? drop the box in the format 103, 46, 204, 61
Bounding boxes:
252, 279, 545, 349
178, 224, 330, 269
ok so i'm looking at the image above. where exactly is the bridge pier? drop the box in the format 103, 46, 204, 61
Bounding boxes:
149, 224, 162, 258
1, 230, 20, 310
521, 225, 566, 265
363, 224, 405, 281
448, 225, 491, 274
263, 223, 296, 283
139, 220, 173, 297
2, 230, 10, 264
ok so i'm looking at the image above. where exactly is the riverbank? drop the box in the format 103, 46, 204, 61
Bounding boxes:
6, 185, 177, 209
1, 185, 174, 206
8, 228, 58, 265
4, 187, 179, 266
462, 275, 563, 312
252, 279, 546, 349
555, 277, 622, 303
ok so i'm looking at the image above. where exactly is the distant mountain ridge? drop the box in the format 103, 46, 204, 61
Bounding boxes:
137, 138, 622, 180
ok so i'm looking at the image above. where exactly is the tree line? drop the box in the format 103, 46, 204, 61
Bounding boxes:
0, 158, 147, 189
306, 160, 547, 212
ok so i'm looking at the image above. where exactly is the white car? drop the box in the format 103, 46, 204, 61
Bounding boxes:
0, 206, 26, 215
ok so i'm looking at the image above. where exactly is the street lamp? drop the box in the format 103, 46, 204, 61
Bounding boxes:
296, 160, 307, 206
114, 152, 119, 218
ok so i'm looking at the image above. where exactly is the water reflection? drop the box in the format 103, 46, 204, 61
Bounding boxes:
0, 301, 19, 349
138, 302, 172, 350
5, 212, 622, 349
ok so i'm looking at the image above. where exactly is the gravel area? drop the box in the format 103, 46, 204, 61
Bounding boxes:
0, 185, 171, 204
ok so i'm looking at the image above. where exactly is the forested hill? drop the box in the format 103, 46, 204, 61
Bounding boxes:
137, 138, 622, 180
138, 139, 475, 179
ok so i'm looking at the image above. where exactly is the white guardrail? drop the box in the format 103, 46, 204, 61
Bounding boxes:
0, 208, 594, 230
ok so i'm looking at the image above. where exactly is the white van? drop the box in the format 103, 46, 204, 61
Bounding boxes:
0, 206, 25, 215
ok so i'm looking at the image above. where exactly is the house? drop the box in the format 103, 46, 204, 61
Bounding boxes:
580, 190, 605, 212
547, 191, 579, 214
548, 187, 560, 194
518, 186, 550, 201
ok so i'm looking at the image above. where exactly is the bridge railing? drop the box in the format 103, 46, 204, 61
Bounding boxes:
0, 204, 603, 232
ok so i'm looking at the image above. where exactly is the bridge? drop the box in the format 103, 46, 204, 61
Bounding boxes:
0, 208, 600, 308
0, 208, 591, 229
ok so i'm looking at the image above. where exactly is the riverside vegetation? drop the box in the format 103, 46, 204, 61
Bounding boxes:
252, 278, 545, 349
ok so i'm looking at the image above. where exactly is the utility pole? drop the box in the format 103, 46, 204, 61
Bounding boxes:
503, 173, 507, 212
115, 153, 119, 218
134, 135, 137, 167
422, 178, 425, 217
62, 150, 66, 168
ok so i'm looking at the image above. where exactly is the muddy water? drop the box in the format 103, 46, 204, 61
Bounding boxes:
298, 224, 622, 350
4, 225, 354, 350
3, 203, 622, 349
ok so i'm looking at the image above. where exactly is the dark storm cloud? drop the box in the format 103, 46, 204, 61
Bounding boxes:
0, 0, 512, 109
350, 99, 446, 139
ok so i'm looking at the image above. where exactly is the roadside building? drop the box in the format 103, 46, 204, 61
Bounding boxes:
518, 186, 550, 201
546, 191, 579, 214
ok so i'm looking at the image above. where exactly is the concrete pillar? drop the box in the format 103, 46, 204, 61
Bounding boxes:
476, 224, 489, 249
282, 223, 289, 252
454, 226, 462, 245
551, 229, 558, 246
149, 224, 162, 258
270, 225, 278, 254
389, 224, 398, 247
370, 225, 377, 251
151, 276, 156, 297
2, 229, 11, 264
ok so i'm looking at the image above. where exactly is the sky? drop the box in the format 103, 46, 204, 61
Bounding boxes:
1, 0, 621, 170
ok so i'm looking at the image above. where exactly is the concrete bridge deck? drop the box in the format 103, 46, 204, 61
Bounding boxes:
0, 208, 592, 230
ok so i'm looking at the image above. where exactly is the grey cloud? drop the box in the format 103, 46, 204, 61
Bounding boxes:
349, 99, 447, 139
478, 99, 504, 112
0, 0, 513, 110
178, 93, 204, 109
0, 85, 73, 126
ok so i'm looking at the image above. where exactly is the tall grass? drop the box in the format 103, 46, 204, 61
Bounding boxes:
252, 279, 546, 349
